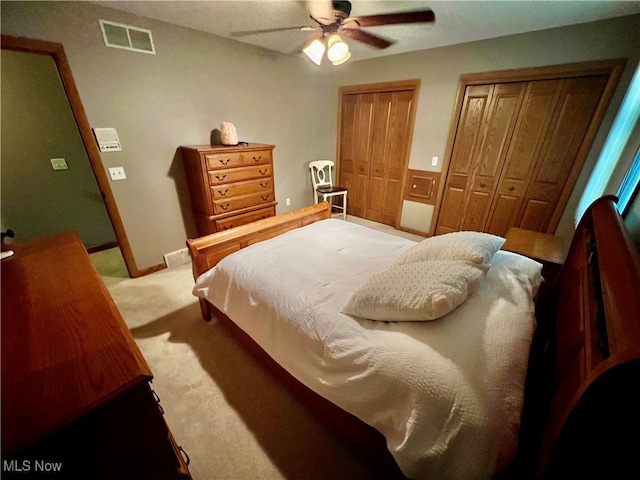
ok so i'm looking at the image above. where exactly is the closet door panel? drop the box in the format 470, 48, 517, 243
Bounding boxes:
462, 82, 525, 230
382, 90, 414, 225
485, 79, 564, 236
367, 92, 392, 223
338, 94, 358, 206
351, 94, 375, 218
436, 85, 493, 234
519, 76, 607, 232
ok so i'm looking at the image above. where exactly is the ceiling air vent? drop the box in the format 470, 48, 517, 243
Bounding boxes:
99, 20, 155, 54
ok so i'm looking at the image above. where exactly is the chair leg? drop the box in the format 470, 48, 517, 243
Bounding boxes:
342, 193, 347, 221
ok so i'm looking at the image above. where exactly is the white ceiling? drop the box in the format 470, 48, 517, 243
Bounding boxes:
95, 1, 640, 62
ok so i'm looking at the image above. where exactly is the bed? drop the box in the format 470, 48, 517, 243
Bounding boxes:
187, 196, 640, 479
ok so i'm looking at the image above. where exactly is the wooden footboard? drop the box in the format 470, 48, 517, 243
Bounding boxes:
186, 202, 331, 320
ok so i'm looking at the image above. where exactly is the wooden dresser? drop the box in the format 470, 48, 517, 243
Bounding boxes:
181, 143, 277, 235
1, 233, 191, 479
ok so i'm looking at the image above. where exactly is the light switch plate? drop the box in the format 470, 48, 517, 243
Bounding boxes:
109, 166, 126, 180
50, 158, 69, 171
431, 156, 439, 167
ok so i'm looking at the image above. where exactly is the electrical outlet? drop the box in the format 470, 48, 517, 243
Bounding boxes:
108, 166, 126, 180
431, 156, 439, 167
286, 198, 291, 206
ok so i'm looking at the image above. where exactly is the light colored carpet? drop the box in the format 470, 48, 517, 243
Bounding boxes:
104, 219, 424, 480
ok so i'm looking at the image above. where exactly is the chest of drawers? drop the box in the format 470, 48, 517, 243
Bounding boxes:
1, 232, 191, 479
181, 144, 277, 235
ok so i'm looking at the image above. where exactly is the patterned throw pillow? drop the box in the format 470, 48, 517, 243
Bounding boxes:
342, 260, 485, 322
394, 231, 505, 265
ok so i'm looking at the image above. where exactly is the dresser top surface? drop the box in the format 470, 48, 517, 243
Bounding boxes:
180, 143, 275, 152
1, 232, 152, 455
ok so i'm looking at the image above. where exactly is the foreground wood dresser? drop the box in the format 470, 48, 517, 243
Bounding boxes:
1, 232, 191, 479
181, 143, 277, 235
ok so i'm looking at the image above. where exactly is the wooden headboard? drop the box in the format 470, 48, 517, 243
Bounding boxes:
535, 196, 640, 478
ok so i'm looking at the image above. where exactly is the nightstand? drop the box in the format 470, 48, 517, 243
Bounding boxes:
502, 227, 565, 289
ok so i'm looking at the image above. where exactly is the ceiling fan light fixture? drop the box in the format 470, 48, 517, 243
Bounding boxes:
331, 51, 351, 66
303, 38, 325, 65
327, 34, 349, 63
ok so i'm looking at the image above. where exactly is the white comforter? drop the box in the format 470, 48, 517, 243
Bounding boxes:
193, 219, 541, 480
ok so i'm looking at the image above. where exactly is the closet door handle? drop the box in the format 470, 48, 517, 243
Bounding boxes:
508, 186, 515, 191
480, 182, 486, 188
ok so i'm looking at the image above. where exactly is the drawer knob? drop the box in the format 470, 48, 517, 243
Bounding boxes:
219, 157, 231, 165
259, 169, 268, 175
220, 203, 230, 211
261, 194, 270, 201
253, 155, 262, 162
508, 185, 515, 191
215, 173, 226, 181
218, 188, 229, 196
480, 182, 486, 188
260, 182, 269, 189
412, 184, 417, 189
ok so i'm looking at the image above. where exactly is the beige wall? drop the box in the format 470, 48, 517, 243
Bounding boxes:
2, 1, 639, 269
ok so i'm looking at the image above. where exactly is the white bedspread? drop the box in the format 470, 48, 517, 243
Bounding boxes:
193, 219, 541, 480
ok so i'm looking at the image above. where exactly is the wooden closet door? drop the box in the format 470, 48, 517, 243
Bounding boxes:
367, 90, 414, 225
485, 79, 565, 236
338, 87, 415, 225
339, 94, 373, 218
436, 85, 493, 234
518, 75, 608, 232
437, 83, 525, 233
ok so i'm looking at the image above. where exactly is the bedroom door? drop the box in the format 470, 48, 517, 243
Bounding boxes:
338, 81, 418, 226
435, 60, 623, 236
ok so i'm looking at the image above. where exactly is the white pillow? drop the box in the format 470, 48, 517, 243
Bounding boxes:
342, 260, 485, 322
394, 231, 505, 265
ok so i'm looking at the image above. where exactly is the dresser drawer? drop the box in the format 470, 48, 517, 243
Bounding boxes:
213, 192, 275, 214
205, 149, 272, 170
215, 206, 275, 231
208, 164, 272, 185
211, 178, 273, 200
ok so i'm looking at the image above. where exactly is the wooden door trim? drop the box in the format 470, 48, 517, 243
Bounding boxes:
1, 34, 143, 277
431, 58, 627, 235
336, 79, 421, 228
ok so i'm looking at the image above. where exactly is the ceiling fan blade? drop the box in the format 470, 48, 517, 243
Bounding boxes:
343, 28, 394, 49
352, 9, 435, 28
230, 26, 314, 38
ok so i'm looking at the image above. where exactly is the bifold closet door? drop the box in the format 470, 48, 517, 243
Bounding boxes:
339, 90, 414, 225
436, 82, 525, 234
437, 74, 608, 237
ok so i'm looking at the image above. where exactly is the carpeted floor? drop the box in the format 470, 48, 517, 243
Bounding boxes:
101, 217, 424, 480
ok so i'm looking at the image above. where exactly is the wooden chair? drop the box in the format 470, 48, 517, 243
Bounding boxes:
309, 160, 347, 220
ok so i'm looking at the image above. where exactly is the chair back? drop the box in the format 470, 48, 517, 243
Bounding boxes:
309, 160, 335, 191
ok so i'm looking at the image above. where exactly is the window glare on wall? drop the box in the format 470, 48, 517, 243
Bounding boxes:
576, 63, 640, 223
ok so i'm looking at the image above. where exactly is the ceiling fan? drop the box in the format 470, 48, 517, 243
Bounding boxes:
231, 1, 435, 65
